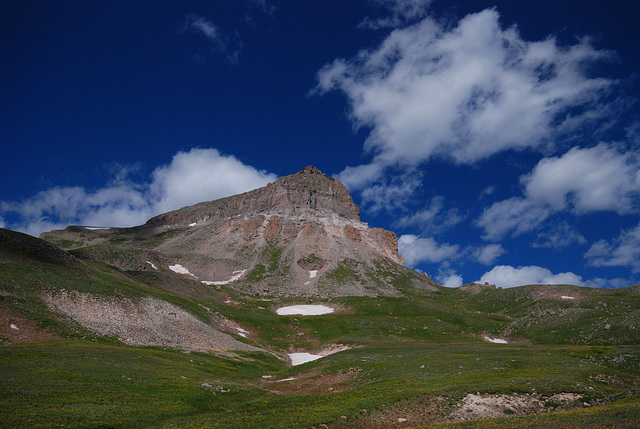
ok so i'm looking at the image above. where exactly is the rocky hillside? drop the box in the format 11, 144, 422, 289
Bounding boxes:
42, 166, 436, 297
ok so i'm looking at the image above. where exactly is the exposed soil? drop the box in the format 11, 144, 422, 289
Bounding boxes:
262, 366, 363, 395
451, 392, 583, 421
0, 308, 60, 344
42, 290, 261, 353
324, 392, 584, 428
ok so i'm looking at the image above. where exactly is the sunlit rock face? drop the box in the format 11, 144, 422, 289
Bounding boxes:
43, 166, 435, 297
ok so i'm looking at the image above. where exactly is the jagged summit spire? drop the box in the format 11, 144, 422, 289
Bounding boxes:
298, 165, 325, 175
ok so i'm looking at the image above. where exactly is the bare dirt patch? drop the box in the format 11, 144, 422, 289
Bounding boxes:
451, 392, 583, 421
337, 395, 450, 428
42, 291, 261, 353
262, 366, 363, 395
0, 308, 60, 344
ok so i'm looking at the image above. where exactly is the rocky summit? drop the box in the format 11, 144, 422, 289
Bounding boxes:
42, 166, 435, 297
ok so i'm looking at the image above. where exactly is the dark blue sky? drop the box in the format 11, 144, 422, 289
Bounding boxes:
2, 0, 639, 288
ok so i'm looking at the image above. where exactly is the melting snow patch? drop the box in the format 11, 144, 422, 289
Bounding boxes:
289, 353, 323, 366
276, 305, 335, 316
275, 377, 297, 382
189, 223, 197, 227
146, 261, 158, 270
484, 336, 508, 344
236, 327, 248, 338
202, 270, 246, 286
309, 270, 318, 278
169, 264, 196, 277
561, 296, 575, 300
10, 324, 19, 330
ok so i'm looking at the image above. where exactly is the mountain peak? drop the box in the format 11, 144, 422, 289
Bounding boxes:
298, 165, 324, 175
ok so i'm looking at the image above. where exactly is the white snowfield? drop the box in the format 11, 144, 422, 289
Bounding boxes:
484, 336, 508, 344
146, 261, 158, 270
561, 296, 575, 300
169, 264, 195, 276
289, 353, 323, 366
309, 270, 318, 278
201, 270, 247, 286
276, 305, 335, 316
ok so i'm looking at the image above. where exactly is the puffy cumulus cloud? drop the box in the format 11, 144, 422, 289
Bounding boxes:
478, 265, 584, 288
150, 148, 276, 214
523, 144, 640, 214
182, 14, 242, 64
474, 243, 505, 265
585, 223, 640, 272
478, 144, 640, 240
398, 234, 459, 267
437, 271, 464, 288
315, 8, 616, 195
0, 148, 276, 237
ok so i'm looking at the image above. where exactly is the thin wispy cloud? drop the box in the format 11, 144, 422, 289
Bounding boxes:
585, 223, 640, 272
359, 0, 432, 29
182, 14, 243, 64
0, 149, 277, 237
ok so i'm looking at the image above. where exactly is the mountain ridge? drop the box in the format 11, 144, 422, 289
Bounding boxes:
41, 166, 433, 297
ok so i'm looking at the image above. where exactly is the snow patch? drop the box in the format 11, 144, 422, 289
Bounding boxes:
236, 327, 248, 338
484, 336, 508, 344
202, 270, 246, 286
276, 305, 335, 316
561, 296, 575, 300
146, 261, 158, 270
169, 264, 196, 277
309, 270, 318, 278
289, 353, 324, 366
10, 323, 19, 330
275, 377, 297, 382
189, 222, 197, 227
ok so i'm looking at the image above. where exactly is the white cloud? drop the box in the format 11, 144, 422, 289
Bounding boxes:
585, 223, 640, 272
359, 171, 422, 211
182, 15, 242, 64
478, 144, 640, 240
476, 197, 551, 240
474, 244, 505, 265
523, 144, 640, 214
315, 8, 616, 197
150, 148, 276, 214
533, 222, 587, 248
395, 195, 464, 233
360, 0, 432, 29
247, 0, 276, 17
479, 265, 584, 288
1, 148, 276, 237
437, 272, 464, 288
398, 234, 459, 267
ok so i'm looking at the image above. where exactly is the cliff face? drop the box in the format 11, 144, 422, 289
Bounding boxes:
43, 166, 435, 297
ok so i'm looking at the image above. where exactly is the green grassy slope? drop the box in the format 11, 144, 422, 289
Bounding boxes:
2, 230, 640, 428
